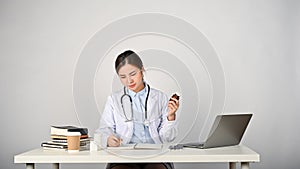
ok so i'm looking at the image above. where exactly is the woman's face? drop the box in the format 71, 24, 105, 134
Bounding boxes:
118, 64, 144, 93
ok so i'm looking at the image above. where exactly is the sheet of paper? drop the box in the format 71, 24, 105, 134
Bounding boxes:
134, 143, 162, 149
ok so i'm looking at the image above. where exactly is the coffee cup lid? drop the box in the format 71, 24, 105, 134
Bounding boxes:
67, 132, 81, 136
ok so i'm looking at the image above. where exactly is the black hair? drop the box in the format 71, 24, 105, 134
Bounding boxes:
115, 50, 143, 74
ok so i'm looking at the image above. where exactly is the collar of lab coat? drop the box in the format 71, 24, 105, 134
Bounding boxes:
127, 82, 148, 99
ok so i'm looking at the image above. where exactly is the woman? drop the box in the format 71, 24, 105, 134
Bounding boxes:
96, 50, 179, 169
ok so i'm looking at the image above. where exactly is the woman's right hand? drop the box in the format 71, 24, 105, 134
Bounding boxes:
107, 135, 122, 147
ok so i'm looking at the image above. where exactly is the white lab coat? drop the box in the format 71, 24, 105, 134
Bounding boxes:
95, 87, 178, 148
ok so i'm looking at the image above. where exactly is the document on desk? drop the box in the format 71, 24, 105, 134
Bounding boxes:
107, 143, 162, 150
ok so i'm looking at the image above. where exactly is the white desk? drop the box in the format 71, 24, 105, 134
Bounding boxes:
14, 145, 259, 169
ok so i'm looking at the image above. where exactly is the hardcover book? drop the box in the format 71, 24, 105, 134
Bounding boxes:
50, 125, 88, 136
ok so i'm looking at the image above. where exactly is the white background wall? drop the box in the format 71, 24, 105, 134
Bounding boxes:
1, 0, 299, 169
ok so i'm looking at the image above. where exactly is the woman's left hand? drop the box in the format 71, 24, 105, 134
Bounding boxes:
167, 98, 179, 121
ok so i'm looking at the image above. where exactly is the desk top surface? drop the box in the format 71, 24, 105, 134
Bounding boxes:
14, 145, 260, 163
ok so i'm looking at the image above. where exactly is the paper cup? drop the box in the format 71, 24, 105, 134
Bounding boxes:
67, 132, 81, 152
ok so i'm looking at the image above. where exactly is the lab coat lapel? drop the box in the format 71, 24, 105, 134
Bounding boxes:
147, 91, 158, 120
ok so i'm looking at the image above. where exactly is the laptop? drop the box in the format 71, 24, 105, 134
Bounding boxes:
177, 114, 252, 149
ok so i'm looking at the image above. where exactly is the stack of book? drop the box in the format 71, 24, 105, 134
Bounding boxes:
41, 125, 90, 151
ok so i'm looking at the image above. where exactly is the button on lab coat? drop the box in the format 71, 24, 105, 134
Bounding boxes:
95, 87, 178, 148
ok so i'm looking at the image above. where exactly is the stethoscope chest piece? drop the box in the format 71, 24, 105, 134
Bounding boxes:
143, 120, 150, 126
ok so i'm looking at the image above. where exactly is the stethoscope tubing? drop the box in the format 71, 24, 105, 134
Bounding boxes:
120, 84, 151, 123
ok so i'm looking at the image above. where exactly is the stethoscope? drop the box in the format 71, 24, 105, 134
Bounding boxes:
120, 84, 150, 126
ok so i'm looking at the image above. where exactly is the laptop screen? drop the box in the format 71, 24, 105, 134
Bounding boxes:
203, 114, 253, 148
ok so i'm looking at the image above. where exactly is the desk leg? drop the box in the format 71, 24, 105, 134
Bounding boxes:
241, 162, 250, 169
53, 163, 59, 169
26, 163, 34, 169
229, 162, 236, 169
